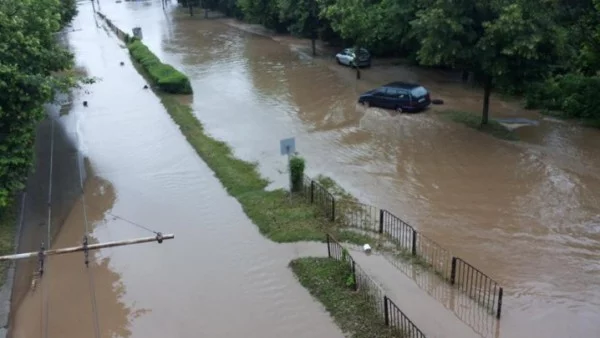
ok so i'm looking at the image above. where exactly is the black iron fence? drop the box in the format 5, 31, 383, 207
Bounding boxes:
451, 257, 503, 318
327, 234, 426, 338
299, 175, 504, 319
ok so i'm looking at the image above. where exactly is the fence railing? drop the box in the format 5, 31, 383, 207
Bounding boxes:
451, 257, 503, 317
299, 175, 503, 319
327, 234, 426, 338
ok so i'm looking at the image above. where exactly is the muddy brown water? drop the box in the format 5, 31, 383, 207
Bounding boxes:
86, 1, 600, 337
10, 4, 344, 337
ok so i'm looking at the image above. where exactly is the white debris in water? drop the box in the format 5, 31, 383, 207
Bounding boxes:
363, 244, 372, 254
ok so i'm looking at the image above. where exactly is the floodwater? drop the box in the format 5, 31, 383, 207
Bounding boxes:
10, 3, 345, 337
94, 1, 600, 337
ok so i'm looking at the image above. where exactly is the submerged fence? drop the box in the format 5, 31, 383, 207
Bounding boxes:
327, 234, 426, 338
299, 175, 504, 319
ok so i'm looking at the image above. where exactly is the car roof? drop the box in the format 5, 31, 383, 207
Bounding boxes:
383, 82, 423, 89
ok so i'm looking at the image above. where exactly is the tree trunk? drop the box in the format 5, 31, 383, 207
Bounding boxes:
311, 36, 316, 56
461, 70, 469, 83
188, 1, 193, 16
481, 75, 492, 125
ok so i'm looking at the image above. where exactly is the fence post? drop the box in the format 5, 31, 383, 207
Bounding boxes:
383, 296, 389, 326
497, 287, 503, 319
326, 234, 331, 258
379, 209, 384, 233
450, 257, 457, 285
351, 260, 357, 291
310, 180, 314, 204
411, 229, 417, 256
331, 198, 336, 222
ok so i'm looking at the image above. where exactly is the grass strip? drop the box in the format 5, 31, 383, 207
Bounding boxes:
439, 110, 518, 141
160, 95, 368, 243
0, 196, 18, 285
290, 257, 403, 338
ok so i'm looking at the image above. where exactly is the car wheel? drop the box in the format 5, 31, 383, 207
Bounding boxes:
395, 106, 403, 113
336, 57, 342, 65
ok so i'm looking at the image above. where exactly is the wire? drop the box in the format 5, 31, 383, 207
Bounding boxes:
103, 210, 159, 235
76, 139, 101, 338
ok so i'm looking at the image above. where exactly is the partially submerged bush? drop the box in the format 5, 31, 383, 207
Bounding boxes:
289, 155, 305, 193
127, 39, 192, 94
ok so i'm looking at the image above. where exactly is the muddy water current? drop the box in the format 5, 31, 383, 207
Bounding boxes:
10, 4, 344, 337
92, 1, 600, 337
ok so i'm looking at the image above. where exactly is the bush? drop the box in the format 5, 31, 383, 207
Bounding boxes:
525, 74, 600, 122
289, 155, 305, 193
127, 39, 192, 94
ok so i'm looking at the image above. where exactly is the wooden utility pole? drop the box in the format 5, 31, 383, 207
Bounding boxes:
0, 234, 174, 263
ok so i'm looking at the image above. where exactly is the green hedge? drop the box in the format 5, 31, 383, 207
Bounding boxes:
127, 39, 192, 94
526, 74, 600, 122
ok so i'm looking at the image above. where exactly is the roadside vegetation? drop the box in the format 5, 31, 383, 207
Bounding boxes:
180, 0, 600, 128
440, 111, 518, 141
290, 258, 401, 338
0, 0, 78, 208
0, 198, 18, 284
0, 0, 78, 282
128, 40, 193, 94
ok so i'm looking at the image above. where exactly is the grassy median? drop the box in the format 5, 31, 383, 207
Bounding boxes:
0, 197, 18, 284
290, 258, 402, 338
440, 110, 518, 141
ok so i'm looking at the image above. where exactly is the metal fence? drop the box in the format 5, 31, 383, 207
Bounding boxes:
300, 175, 335, 221
297, 175, 504, 319
327, 234, 426, 338
451, 257, 503, 318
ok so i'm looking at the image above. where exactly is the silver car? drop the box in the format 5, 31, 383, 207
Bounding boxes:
335, 48, 371, 68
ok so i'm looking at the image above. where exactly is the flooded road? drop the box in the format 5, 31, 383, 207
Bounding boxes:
11, 4, 344, 337
97, 1, 600, 337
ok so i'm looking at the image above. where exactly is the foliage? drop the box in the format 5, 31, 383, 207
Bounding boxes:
0, 196, 18, 285
238, 0, 287, 31
127, 39, 193, 94
0, 0, 76, 207
289, 155, 305, 193
411, 0, 561, 124
525, 74, 600, 123
290, 258, 400, 338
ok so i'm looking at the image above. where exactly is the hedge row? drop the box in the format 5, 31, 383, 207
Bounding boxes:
526, 74, 600, 122
127, 39, 193, 95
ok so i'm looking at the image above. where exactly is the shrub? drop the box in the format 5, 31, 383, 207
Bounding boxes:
289, 155, 305, 193
127, 39, 192, 94
525, 74, 600, 122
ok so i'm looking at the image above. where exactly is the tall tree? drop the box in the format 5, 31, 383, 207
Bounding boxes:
411, 0, 561, 124
0, 0, 75, 207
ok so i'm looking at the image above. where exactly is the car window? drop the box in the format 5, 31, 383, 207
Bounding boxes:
374, 88, 387, 96
410, 86, 428, 97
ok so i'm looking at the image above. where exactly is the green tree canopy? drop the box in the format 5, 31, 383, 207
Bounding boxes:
411, 0, 562, 124
0, 0, 76, 207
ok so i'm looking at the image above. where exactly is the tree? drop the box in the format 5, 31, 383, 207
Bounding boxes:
0, 0, 75, 207
278, 0, 319, 55
411, 0, 561, 124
